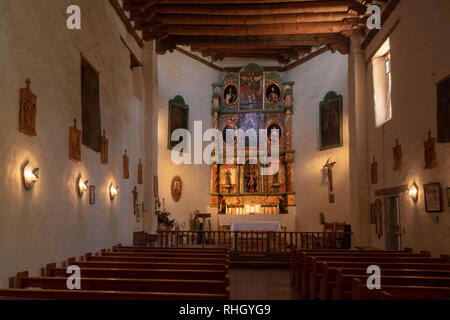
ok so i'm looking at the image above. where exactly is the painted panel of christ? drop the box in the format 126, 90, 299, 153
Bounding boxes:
168, 96, 189, 150
239, 64, 263, 110
320, 92, 343, 150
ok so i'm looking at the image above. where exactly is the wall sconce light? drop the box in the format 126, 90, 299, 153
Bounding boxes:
23, 161, 39, 191
109, 183, 119, 201
408, 182, 419, 202
77, 176, 89, 197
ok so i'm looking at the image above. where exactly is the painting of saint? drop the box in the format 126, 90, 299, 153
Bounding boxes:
267, 122, 282, 143
168, 96, 189, 150
239, 64, 263, 110
265, 82, 281, 105
222, 123, 237, 145
223, 82, 238, 106
319, 92, 343, 150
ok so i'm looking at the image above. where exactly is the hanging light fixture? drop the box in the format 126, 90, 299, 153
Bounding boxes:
23, 160, 39, 191
77, 176, 89, 197
109, 183, 119, 201
408, 182, 419, 202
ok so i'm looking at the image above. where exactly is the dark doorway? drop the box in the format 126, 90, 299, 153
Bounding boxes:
385, 196, 402, 250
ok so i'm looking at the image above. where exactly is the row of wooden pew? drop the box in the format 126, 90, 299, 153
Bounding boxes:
290, 248, 450, 300
0, 244, 231, 300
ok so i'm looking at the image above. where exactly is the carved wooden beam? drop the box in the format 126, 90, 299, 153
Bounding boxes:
133, 12, 357, 28
280, 45, 331, 72
143, 22, 359, 39
109, 0, 144, 48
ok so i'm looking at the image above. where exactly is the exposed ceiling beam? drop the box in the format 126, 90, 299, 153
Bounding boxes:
109, 0, 144, 48
143, 22, 358, 39
134, 12, 359, 29
126, 1, 365, 16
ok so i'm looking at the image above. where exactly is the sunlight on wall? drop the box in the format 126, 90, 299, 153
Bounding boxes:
372, 38, 392, 127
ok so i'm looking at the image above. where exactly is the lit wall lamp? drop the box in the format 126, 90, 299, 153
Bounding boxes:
23, 161, 39, 191
77, 176, 89, 197
109, 183, 119, 201
408, 182, 419, 202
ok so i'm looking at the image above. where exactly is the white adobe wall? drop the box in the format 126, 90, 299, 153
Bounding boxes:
284, 52, 352, 233
365, 0, 450, 255
0, 0, 145, 287
156, 51, 221, 229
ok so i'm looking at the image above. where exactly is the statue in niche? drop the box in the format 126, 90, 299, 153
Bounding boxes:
101, 129, 108, 165
138, 159, 143, 185
123, 150, 130, 179
247, 168, 258, 193
69, 118, 82, 162
424, 131, 437, 169
19, 79, 37, 137
225, 169, 232, 186
393, 139, 402, 171
371, 157, 378, 185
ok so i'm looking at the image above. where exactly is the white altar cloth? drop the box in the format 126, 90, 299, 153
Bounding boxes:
231, 221, 282, 232
218, 214, 291, 228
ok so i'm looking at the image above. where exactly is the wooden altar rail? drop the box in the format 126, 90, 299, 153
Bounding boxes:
156, 231, 352, 254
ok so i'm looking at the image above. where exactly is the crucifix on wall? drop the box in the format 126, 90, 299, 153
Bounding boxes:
323, 157, 336, 193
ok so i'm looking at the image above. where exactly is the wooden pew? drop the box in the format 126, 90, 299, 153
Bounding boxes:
307, 255, 448, 300
296, 251, 427, 299
14, 272, 230, 297
114, 245, 229, 253
68, 260, 229, 271
328, 267, 450, 300
335, 270, 450, 300
85, 253, 229, 264
0, 289, 227, 300
352, 278, 450, 300
102, 251, 228, 259
311, 259, 450, 300
290, 248, 412, 285
46, 264, 228, 282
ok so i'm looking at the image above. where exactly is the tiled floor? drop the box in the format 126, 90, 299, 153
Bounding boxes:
230, 268, 301, 300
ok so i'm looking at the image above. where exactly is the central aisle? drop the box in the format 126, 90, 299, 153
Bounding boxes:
230, 268, 301, 300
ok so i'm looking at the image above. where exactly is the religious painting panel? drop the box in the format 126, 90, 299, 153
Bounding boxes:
239, 64, 263, 110
81, 58, 101, 152
123, 150, 130, 179
221, 121, 238, 146
168, 96, 189, 150
171, 176, 182, 202
101, 129, 108, 165
265, 80, 282, 106
19, 79, 37, 137
319, 91, 343, 151
423, 182, 443, 213
437, 75, 450, 143
138, 159, 143, 185
424, 131, 437, 169
393, 139, 402, 171
219, 165, 238, 194
69, 119, 82, 162
223, 81, 239, 107
239, 112, 265, 148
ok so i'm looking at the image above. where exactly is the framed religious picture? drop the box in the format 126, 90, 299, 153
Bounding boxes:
153, 176, 159, 198
447, 188, 450, 208
123, 150, 129, 179
223, 81, 238, 106
171, 176, 182, 202
319, 91, 343, 151
423, 182, 443, 213
19, 79, 37, 137
100, 129, 108, 165
137, 159, 143, 185
266, 120, 283, 144
89, 185, 96, 205
265, 80, 282, 105
69, 118, 82, 162
239, 64, 263, 110
221, 121, 237, 145
168, 95, 189, 150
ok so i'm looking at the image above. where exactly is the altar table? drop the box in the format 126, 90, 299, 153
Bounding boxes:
231, 221, 282, 232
